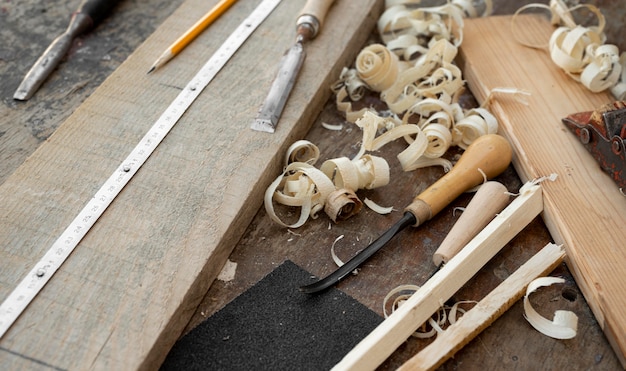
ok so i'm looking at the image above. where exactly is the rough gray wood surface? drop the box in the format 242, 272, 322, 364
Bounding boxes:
0, 0, 381, 369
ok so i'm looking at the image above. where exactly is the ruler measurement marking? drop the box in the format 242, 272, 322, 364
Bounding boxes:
0, 0, 282, 338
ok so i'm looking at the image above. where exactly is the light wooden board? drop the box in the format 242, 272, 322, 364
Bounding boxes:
459, 14, 626, 367
0, 0, 382, 369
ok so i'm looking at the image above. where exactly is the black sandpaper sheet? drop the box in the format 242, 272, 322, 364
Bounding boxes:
160, 260, 383, 370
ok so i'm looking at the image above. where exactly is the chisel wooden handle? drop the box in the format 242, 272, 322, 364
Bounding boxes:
405, 134, 512, 226
433, 181, 510, 266
297, 0, 336, 39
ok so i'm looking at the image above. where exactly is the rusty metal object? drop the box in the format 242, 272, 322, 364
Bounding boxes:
562, 101, 626, 188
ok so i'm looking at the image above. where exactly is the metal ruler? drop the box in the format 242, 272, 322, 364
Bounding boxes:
0, 0, 282, 339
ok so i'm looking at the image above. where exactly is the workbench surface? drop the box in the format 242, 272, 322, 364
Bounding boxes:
1, 0, 623, 369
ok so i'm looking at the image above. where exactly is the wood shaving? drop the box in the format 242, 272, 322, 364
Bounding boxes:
330, 235, 346, 267
325, 188, 363, 223
363, 197, 394, 214
264, 150, 390, 228
285, 140, 320, 166
330, 234, 359, 275
523, 277, 578, 339
265, 0, 507, 228
383, 284, 476, 339
322, 122, 344, 131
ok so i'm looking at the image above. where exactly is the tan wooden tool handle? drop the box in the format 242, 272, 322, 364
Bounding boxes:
432, 181, 510, 267
297, 0, 336, 39
404, 134, 512, 226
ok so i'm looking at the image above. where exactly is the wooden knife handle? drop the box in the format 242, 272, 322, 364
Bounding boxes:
297, 0, 336, 39
433, 181, 510, 266
404, 134, 512, 226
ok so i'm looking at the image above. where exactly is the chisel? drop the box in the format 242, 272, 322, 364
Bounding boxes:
300, 134, 512, 293
251, 0, 336, 133
13, 0, 121, 101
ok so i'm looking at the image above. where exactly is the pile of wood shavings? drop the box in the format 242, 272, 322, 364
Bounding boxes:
264, 0, 512, 228
513, 0, 625, 98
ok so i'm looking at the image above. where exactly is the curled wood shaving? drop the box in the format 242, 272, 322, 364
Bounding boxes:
381, 39, 461, 113
579, 44, 623, 93
321, 154, 390, 190
322, 122, 344, 131
285, 140, 320, 166
513, 0, 623, 96
332, 67, 368, 101
355, 111, 451, 172
330, 234, 360, 275
333, 85, 373, 123
455, 108, 498, 149
330, 235, 346, 266
356, 43, 401, 92
363, 197, 394, 214
265, 145, 391, 228
264, 162, 335, 228
324, 188, 363, 223
610, 52, 626, 100
523, 277, 578, 339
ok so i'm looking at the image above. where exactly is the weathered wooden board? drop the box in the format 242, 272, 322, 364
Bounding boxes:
0, 0, 383, 369
459, 14, 626, 367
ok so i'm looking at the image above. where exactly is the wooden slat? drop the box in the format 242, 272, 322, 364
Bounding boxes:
0, 0, 383, 369
458, 14, 626, 367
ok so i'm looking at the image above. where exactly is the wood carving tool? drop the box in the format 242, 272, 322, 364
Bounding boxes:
0, 0, 282, 339
300, 134, 513, 294
562, 100, 626, 189
148, 0, 239, 73
13, 0, 121, 101
251, 0, 336, 133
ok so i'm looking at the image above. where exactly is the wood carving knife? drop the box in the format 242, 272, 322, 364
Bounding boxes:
13, 0, 121, 101
251, 0, 336, 133
299, 134, 512, 293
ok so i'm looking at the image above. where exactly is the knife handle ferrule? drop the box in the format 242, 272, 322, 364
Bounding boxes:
297, 0, 336, 40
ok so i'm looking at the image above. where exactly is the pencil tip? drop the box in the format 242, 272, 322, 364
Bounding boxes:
147, 66, 155, 74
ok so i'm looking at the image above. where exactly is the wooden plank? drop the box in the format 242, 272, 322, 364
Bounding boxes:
458, 14, 626, 367
0, 0, 383, 369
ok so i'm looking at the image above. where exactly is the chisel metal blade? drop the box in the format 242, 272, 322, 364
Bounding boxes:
13, 0, 121, 101
251, 41, 305, 133
13, 13, 92, 101
251, 0, 335, 133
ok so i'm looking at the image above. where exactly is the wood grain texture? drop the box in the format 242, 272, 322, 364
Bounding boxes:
459, 14, 626, 367
0, 0, 383, 369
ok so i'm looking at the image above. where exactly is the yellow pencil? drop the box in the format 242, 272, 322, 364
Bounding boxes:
148, 0, 238, 73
